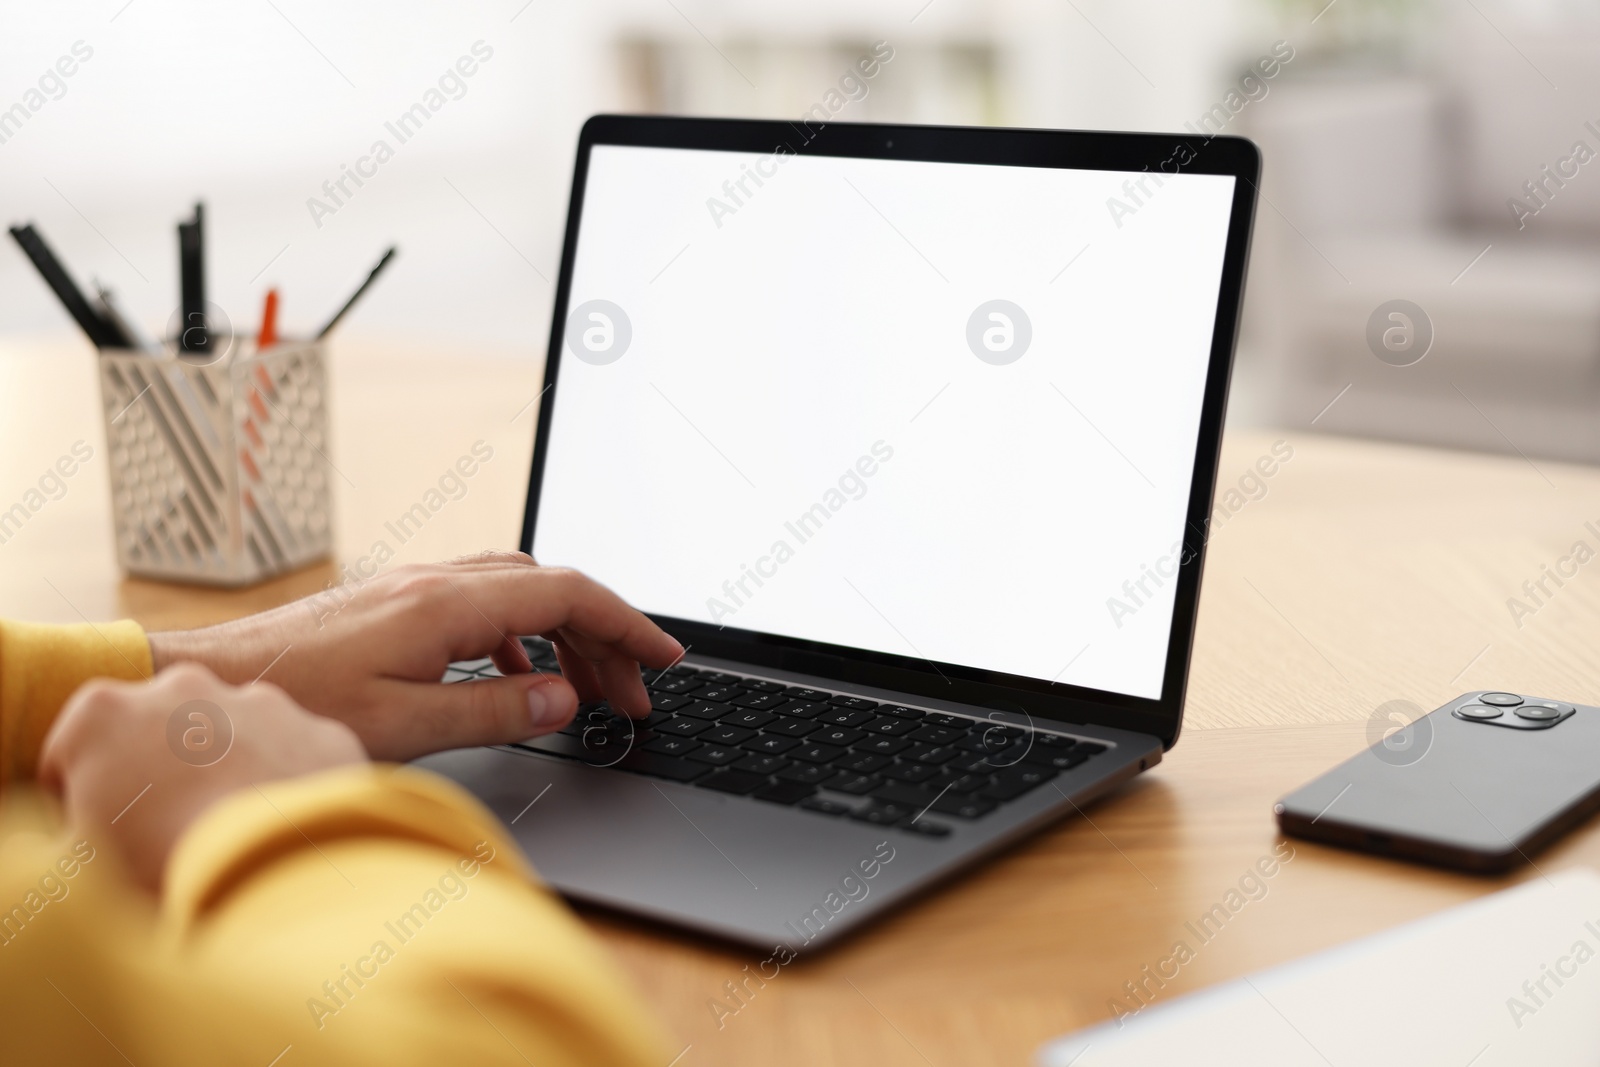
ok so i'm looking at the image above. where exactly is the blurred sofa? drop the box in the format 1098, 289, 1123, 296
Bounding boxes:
1242, 13, 1600, 463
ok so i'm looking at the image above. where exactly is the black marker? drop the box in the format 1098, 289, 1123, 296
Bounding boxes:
8, 223, 125, 347
177, 202, 209, 354
94, 280, 151, 351
316, 245, 396, 338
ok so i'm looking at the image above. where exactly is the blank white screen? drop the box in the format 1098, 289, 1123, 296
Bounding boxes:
532, 144, 1235, 700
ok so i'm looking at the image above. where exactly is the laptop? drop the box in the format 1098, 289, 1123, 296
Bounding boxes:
415, 115, 1259, 949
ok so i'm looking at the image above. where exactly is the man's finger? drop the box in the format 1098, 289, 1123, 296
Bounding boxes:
439, 567, 682, 668
443, 550, 538, 569
488, 632, 533, 676
546, 632, 603, 703
590, 655, 651, 717
377, 673, 578, 762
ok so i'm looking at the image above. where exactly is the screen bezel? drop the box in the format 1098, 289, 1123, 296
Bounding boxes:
522, 114, 1260, 750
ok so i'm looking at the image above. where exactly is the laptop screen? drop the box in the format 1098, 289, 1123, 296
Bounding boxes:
531, 142, 1237, 702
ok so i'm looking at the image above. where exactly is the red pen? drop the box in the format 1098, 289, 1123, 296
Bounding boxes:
257, 288, 279, 349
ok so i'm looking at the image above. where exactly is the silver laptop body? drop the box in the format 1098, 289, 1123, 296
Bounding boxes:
417, 114, 1259, 949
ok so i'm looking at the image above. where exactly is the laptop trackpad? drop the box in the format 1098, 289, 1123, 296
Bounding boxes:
413, 745, 929, 948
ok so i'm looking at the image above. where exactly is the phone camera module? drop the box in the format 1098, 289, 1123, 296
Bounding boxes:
1456, 704, 1503, 720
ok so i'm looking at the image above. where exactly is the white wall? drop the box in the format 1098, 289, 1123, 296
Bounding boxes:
0, 0, 1261, 351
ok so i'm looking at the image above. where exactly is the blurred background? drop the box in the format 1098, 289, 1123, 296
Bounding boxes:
4, 0, 1600, 460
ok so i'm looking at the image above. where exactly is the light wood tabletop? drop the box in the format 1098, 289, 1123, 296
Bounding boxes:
5, 335, 1600, 1066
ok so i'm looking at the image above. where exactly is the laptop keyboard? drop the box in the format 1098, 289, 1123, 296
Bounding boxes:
443, 637, 1109, 839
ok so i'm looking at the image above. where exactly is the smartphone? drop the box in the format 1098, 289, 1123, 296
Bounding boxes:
1275, 691, 1600, 873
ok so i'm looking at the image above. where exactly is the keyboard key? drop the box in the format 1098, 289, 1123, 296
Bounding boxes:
686, 745, 744, 766
744, 680, 786, 694
699, 672, 740, 684
698, 770, 768, 795
980, 769, 1056, 801
979, 777, 1056, 799
722, 709, 776, 730
764, 716, 819, 738
570, 710, 642, 733
563, 727, 635, 755
852, 802, 911, 826
650, 692, 693, 712
956, 746, 1029, 770
800, 796, 852, 816
792, 742, 846, 764
777, 763, 833, 784
753, 780, 817, 806
909, 725, 962, 745
786, 687, 832, 702
652, 676, 702, 694
836, 752, 893, 774
924, 713, 972, 729
701, 724, 757, 746
775, 700, 830, 719
643, 736, 702, 758
1074, 741, 1108, 756
932, 794, 997, 819
876, 704, 925, 720
695, 685, 747, 703
854, 735, 912, 756
812, 726, 866, 747
742, 734, 801, 755
933, 771, 993, 794
732, 691, 789, 710
909, 745, 962, 765
883, 762, 939, 784
903, 819, 951, 838
818, 708, 874, 728
829, 696, 879, 711
1035, 733, 1080, 749
657, 717, 711, 737
962, 730, 1026, 753
664, 665, 698, 677
869, 783, 945, 809
863, 716, 917, 736
734, 754, 792, 775
676, 701, 727, 721
1021, 748, 1090, 771
825, 772, 882, 795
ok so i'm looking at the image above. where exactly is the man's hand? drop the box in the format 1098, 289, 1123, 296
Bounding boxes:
146, 553, 684, 762
38, 664, 367, 891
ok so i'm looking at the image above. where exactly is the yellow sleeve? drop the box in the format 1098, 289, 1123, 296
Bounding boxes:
0, 619, 152, 788
1, 767, 674, 1066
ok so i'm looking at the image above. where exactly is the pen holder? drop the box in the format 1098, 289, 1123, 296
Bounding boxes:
99, 340, 334, 586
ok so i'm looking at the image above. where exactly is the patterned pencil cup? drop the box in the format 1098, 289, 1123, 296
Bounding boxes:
99, 340, 334, 585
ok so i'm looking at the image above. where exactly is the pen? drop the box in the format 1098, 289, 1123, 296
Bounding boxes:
316, 245, 396, 338
8, 223, 123, 347
257, 288, 280, 349
177, 202, 210, 355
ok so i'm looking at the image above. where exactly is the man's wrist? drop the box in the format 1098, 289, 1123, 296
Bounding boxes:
148, 629, 201, 673
148, 626, 245, 680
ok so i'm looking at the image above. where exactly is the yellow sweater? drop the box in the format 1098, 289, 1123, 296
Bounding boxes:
0, 621, 670, 1066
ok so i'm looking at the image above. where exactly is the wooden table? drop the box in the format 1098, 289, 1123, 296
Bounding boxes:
6, 334, 1600, 1066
